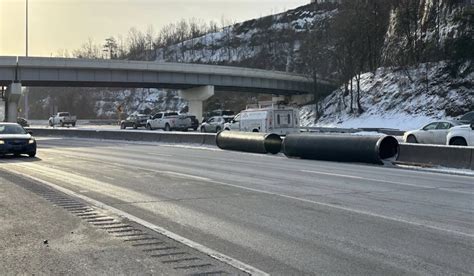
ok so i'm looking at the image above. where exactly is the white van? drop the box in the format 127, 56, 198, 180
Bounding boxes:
224, 104, 300, 135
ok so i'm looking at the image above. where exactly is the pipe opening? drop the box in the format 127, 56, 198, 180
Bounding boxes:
264, 134, 283, 154
378, 136, 399, 160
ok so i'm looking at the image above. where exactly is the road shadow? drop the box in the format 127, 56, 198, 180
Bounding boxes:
0, 156, 42, 163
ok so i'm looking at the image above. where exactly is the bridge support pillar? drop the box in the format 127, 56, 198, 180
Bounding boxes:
179, 85, 214, 122
5, 83, 22, 122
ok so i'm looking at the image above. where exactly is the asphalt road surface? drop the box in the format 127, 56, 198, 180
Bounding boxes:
1, 138, 473, 275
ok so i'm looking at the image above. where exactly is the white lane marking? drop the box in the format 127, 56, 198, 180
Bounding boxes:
162, 171, 211, 182
6, 169, 268, 276
300, 170, 474, 195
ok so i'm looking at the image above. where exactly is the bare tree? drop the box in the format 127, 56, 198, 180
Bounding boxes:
73, 38, 101, 58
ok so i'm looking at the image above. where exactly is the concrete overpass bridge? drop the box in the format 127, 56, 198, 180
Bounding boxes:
1, 56, 335, 122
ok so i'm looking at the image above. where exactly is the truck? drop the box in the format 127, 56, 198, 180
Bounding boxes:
146, 111, 191, 131
48, 112, 77, 127
447, 122, 474, 146
224, 103, 300, 135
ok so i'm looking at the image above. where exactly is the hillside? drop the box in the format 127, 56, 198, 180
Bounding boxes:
301, 61, 473, 130
303, 0, 473, 130
155, 3, 338, 72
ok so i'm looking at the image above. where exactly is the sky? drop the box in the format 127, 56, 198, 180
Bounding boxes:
0, 0, 309, 57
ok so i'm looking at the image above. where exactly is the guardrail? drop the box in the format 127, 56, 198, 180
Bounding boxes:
28, 128, 217, 146
397, 143, 474, 170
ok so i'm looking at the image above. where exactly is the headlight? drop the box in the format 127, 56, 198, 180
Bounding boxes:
0, 140, 4, 145
28, 139, 35, 144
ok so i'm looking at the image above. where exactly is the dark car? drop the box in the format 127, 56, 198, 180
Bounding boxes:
120, 114, 150, 129
459, 111, 474, 124
17, 117, 30, 127
0, 123, 36, 157
185, 115, 199, 131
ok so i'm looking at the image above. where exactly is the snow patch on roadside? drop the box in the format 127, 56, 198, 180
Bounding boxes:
397, 164, 474, 177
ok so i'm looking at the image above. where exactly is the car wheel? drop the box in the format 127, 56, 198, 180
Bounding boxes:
28, 152, 36, 158
406, 135, 418, 143
14, 153, 21, 157
146, 124, 152, 130
49, 121, 53, 127
72, 122, 76, 127
215, 127, 222, 133
450, 137, 467, 146
193, 127, 198, 131
224, 128, 230, 131
200, 126, 205, 133
165, 124, 171, 131
252, 129, 259, 132
120, 123, 126, 129
133, 123, 138, 129
60, 121, 64, 127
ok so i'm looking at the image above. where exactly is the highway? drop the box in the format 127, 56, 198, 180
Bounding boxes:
1, 137, 473, 275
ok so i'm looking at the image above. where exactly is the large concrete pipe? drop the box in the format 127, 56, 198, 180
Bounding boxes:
283, 134, 399, 164
216, 131, 282, 154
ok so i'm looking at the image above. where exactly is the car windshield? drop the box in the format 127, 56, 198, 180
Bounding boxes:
460, 112, 474, 122
0, 124, 27, 135
221, 111, 235, 116
58, 112, 70, 116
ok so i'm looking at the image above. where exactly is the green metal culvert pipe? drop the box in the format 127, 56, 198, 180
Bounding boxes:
216, 131, 282, 154
282, 134, 399, 164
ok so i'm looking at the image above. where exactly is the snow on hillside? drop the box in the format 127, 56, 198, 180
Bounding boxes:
301, 61, 473, 131
155, 5, 337, 67
94, 88, 186, 117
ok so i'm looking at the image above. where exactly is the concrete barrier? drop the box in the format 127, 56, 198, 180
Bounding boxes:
397, 143, 474, 169
471, 150, 474, 171
27, 128, 217, 146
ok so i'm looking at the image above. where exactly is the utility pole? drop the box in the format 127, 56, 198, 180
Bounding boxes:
26, 0, 29, 57
24, 0, 29, 120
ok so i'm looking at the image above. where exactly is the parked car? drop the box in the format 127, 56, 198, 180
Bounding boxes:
200, 116, 234, 133
447, 122, 474, 146
120, 114, 150, 129
0, 123, 36, 157
17, 117, 29, 127
404, 120, 463, 145
49, 112, 77, 127
203, 110, 235, 122
146, 112, 191, 131
184, 115, 199, 131
224, 104, 300, 135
